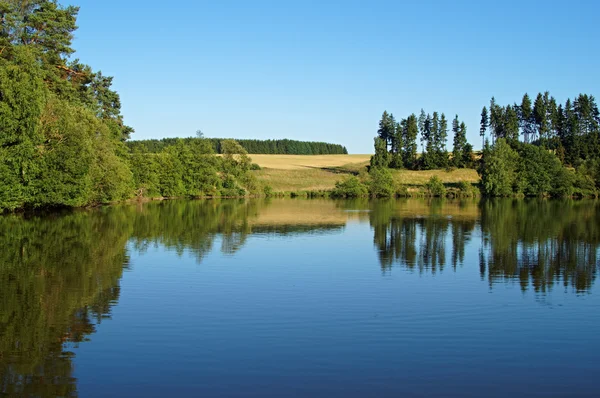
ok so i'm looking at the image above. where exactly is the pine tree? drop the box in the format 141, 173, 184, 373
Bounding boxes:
520, 93, 533, 143
437, 113, 449, 167
402, 114, 419, 169
452, 115, 467, 167
533, 93, 548, 142
480, 106, 489, 148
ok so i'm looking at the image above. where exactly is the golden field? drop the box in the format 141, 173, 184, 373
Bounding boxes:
250, 154, 480, 192
248, 154, 372, 170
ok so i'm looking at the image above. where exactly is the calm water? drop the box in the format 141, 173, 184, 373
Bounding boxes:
1, 198, 599, 397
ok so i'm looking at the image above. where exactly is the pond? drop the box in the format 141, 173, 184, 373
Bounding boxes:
1, 198, 599, 397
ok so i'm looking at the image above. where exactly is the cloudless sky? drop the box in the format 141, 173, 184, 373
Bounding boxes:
72, 0, 600, 153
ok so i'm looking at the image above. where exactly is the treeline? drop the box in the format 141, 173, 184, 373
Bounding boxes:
0, 1, 260, 212
368, 92, 600, 197
127, 138, 348, 155
371, 110, 474, 170
480, 93, 600, 197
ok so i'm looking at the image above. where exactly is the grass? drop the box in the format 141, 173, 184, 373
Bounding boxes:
391, 168, 480, 188
249, 154, 372, 170
251, 154, 481, 193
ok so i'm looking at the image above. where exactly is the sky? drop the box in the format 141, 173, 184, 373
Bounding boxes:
72, 0, 600, 153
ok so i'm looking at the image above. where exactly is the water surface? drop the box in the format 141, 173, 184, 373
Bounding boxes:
1, 199, 599, 397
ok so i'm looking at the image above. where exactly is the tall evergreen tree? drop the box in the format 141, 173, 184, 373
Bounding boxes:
533, 92, 548, 142
436, 113, 449, 167
402, 114, 419, 169
480, 106, 489, 148
520, 93, 534, 143
390, 120, 404, 169
452, 115, 467, 167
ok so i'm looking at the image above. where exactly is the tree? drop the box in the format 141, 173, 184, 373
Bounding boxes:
371, 137, 390, 169
402, 114, 419, 169
389, 120, 403, 169
377, 111, 395, 150
452, 115, 467, 167
480, 106, 489, 148
480, 138, 520, 196
533, 92, 548, 142
436, 113, 449, 167
520, 94, 533, 143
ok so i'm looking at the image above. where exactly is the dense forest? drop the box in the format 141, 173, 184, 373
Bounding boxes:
128, 137, 348, 155
0, 1, 260, 212
368, 92, 600, 197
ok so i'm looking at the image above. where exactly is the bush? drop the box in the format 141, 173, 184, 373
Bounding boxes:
332, 176, 368, 198
395, 184, 409, 197
427, 176, 446, 197
250, 163, 262, 170
263, 185, 274, 197
369, 167, 395, 197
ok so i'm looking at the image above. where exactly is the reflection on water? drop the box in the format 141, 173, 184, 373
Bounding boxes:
0, 198, 599, 396
367, 199, 600, 292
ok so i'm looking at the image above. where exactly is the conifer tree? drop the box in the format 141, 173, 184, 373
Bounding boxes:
480, 106, 489, 148
520, 94, 534, 143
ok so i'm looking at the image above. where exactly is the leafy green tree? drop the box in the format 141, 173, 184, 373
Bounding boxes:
480, 138, 520, 196
369, 167, 395, 197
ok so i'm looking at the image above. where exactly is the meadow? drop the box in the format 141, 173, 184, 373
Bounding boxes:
250, 154, 481, 193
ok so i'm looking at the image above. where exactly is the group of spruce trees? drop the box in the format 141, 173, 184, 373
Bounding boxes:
371, 110, 473, 170
480, 93, 600, 166
479, 93, 600, 196
128, 138, 348, 155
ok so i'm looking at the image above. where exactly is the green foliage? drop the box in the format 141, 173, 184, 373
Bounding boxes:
427, 176, 446, 197
480, 139, 520, 196
0, 1, 134, 211
368, 167, 395, 197
263, 185, 274, 197
370, 137, 390, 169
331, 176, 368, 198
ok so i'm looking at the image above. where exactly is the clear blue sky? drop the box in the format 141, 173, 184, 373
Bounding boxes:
72, 0, 599, 153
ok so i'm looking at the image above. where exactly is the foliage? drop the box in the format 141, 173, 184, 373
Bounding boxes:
480, 139, 520, 196
426, 176, 446, 197
368, 167, 395, 197
331, 176, 368, 198
0, 1, 133, 211
370, 137, 390, 169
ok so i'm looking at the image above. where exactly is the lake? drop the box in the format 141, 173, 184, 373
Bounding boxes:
1, 198, 599, 397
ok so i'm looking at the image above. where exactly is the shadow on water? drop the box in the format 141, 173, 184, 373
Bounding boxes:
0, 198, 599, 395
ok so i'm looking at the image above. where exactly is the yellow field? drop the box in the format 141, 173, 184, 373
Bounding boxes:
250, 154, 481, 192
392, 168, 480, 187
249, 154, 371, 170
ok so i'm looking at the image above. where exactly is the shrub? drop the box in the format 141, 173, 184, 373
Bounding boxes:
250, 163, 262, 170
368, 167, 395, 197
427, 176, 446, 197
263, 185, 274, 197
332, 176, 368, 198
